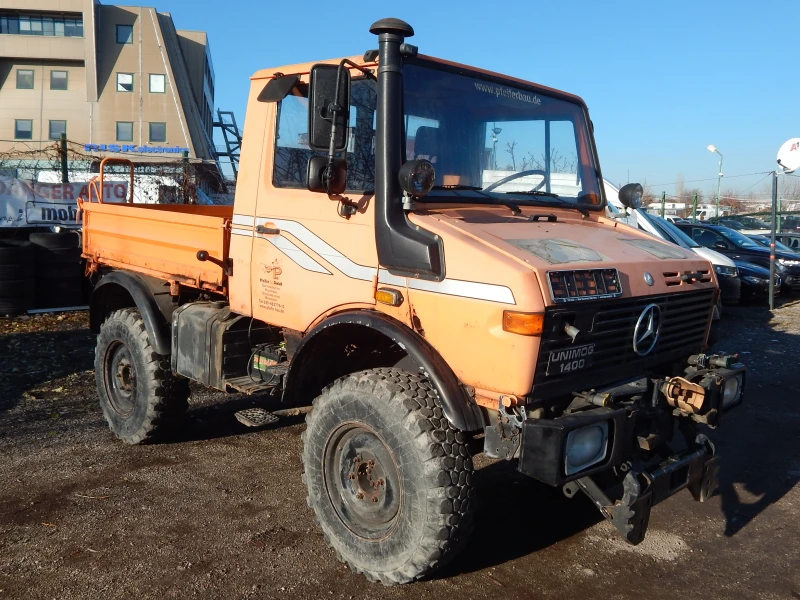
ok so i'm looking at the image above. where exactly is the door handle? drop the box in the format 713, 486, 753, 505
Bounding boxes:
256, 225, 280, 235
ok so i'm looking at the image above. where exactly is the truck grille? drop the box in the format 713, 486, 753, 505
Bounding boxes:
531, 289, 715, 400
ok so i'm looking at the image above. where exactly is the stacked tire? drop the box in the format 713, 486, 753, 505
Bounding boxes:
29, 232, 84, 309
0, 240, 36, 316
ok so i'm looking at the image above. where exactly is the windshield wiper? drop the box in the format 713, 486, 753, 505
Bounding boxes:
504, 190, 560, 198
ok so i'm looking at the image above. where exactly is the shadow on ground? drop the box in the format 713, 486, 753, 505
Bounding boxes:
710, 296, 800, 537
0, 327, 94, 412
437, 459, 602, 578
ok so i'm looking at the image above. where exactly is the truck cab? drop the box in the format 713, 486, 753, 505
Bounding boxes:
80, 18, 745, 585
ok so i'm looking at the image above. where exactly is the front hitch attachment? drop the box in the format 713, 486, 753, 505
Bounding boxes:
566, 435, 719, 545
571, 472, 653, 545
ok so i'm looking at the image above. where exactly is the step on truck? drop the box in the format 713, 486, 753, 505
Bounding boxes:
79, 18, 746, 584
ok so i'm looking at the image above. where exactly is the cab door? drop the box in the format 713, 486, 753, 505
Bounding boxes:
250, 71, 379, 331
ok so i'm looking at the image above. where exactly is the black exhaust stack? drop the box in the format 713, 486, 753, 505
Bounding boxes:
370, 18, 444, 281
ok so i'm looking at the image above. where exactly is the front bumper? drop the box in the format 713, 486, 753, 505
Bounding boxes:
781, 273, 800, 293
507, 355, 744, 545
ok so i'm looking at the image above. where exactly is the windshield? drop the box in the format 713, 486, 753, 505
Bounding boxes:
722, 228, 761, 249
648, 214, 700, 248
752, 236, 795, 253
402, 61, 601, 208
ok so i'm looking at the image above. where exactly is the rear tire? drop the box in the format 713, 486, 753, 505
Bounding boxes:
95, 308, 189, 444
301, 368, 475, 585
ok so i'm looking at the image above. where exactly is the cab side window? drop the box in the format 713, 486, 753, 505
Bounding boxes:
273, 78, 377, 192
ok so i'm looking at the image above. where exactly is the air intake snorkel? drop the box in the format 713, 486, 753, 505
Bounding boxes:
369, 18, 444, 281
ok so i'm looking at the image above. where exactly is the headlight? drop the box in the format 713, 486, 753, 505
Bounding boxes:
742, 276, 767, 285
713, 265, 738, 277
722, 374, 744, 408
564, 422, 609, 475
777, 259, 800, 267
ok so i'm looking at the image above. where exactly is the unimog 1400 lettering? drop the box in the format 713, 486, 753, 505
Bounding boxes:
79, 18, 746, 584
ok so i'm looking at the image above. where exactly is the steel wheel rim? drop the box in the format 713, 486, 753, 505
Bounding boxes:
104, 340, 137, 416
323, 422, 402, 540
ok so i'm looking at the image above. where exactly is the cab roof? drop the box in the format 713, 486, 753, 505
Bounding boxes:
249, 53, 588, 109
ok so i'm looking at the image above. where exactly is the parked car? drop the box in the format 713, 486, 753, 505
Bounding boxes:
734, 261, 781, 302
776, 232, 800, 252
664, 216, 691, 225
708, 216, 770, 235
707, 218, 744, 230
676, 222, 800, 293
780, 216, 800, 233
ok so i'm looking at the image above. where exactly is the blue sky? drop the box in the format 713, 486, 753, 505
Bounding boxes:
149, 0, 796, 198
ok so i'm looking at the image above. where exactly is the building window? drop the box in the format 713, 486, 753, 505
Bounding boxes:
149, 122, 166, 143
149, 74, 166, 93
50, 70, 68, 91
116, 73, 134, 92
15, 119, 33, 140
49, 120, 67, 140
0, 15, 82, 37
16, 69, 34, 89
116, 122, 134, 142
116, 24, 133, 44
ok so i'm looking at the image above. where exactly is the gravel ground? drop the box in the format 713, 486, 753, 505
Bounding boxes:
1, 299, 799, 600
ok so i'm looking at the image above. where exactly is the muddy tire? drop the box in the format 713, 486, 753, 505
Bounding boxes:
301, 368, 475, 585
95, 308, 189, 444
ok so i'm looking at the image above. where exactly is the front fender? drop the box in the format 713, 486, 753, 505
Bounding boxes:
283, 310, 484, 432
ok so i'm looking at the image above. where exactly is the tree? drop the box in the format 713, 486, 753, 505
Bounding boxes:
719, 187, 745, 214
505, 141, 517, 171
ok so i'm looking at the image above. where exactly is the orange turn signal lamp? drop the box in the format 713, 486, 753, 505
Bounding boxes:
376, 287, 404, 307
503, 311, 544, 336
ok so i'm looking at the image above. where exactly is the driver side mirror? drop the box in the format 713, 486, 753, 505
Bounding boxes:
308, 64, 350, 152
618, 183, 643, 209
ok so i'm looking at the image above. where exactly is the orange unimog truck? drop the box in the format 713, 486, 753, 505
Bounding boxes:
79, 18, 746, 584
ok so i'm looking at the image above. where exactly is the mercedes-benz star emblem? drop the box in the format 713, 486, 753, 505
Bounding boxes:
633, 303, 662, 356
643, 272, 654, 286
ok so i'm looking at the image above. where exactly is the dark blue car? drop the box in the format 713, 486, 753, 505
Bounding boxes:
676, 223, 800, 293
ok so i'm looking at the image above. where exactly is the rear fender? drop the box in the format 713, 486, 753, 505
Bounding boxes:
90, 270, 171, 355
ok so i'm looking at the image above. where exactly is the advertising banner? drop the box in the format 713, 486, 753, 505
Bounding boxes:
0, 177, 128, 228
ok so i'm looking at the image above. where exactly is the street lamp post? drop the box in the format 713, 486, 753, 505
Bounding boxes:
491, 125, 502, 170
707, 144, 723, 219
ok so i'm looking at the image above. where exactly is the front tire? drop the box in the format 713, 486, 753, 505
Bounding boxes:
302, 368, 475, 585
95, 308, 189, 444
